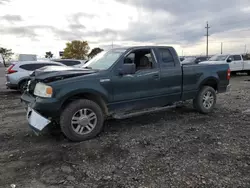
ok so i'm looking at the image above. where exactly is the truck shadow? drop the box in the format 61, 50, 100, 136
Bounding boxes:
104, 105, 198, 131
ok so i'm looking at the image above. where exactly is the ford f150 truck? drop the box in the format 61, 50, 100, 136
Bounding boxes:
200, 54, 250, 75
21, 46, 231, 141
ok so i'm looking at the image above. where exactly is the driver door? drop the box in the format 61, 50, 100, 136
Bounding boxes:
111, 49, 160, 106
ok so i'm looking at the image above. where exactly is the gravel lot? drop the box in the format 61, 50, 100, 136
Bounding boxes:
0, 70, 250, 188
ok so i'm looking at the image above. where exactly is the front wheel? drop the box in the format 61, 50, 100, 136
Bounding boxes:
193, 86, 217, 114
60, 99, 104, 142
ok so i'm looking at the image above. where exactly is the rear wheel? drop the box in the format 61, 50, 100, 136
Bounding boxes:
193, 86, 216, 114
19, 80, 28, 93
60, 99, 104, 142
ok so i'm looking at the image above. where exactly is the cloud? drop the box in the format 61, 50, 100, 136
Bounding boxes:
0, 0, 11, 5
115, 0, 250, 45
1, 0, 250, 56
68, 24, 86, 30
72, 12, 98, 21
0, 25, 53, 39
1, 14, 22, 22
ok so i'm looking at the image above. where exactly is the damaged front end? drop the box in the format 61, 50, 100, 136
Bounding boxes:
21, 66, 98, 135
26, 106, 51, 135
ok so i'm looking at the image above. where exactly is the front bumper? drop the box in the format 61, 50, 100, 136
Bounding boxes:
20, 92, 61, 118
26, 106, 51, 132
21, 92, 61, 133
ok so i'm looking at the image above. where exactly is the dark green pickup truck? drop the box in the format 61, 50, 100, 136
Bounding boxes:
21, 46, 231, 141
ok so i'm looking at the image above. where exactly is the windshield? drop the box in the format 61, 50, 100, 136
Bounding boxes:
181, 57, 196, 63
209, 55, 228, 61
83, 49, 126, 70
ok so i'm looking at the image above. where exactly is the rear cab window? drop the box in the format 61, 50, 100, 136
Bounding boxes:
156, 47, 175, 67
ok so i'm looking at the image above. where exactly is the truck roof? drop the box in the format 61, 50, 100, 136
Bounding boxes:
113, 46, 173, 51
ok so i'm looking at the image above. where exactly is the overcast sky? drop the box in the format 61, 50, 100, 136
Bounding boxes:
0, 0, 250, 58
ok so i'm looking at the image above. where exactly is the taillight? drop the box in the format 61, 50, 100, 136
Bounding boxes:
227, 68, 231, 80
6, 64, 17, 74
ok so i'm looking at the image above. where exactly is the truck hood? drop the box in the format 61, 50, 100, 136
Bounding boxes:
30, 65, 97, 82
199, 60, 226, 64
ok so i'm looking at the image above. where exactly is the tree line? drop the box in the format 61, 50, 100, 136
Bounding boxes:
0, 40, 104, 67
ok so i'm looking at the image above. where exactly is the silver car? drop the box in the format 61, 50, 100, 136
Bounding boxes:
6, 61, 65, 92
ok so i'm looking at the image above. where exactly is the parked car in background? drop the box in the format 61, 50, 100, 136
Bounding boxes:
21, 45, 230, 141
6, 61, 65, 92
181, 56, 208, 65
200, 54, 250, 75
51, 59, 87, 68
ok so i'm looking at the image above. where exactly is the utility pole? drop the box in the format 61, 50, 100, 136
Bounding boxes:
244, 44, 247, 54
205, 21, 210, 57
221, 42, 223, 54
112, 41, 113, 49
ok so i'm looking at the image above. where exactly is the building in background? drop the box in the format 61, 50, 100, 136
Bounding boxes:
18, 54, 37, 61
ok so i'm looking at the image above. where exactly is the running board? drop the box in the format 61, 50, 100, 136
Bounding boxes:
112, 104, 179, 120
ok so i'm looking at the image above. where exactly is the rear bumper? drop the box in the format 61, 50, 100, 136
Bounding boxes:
6, 82, 18, 89
5, 74, 19, 89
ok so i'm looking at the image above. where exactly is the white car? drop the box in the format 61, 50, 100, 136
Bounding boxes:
200, 54, 250, 75
6, 61, 65, 92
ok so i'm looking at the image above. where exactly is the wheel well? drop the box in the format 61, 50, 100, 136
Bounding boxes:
18, 79, 29, 88
201, 79, 218, 91
62, 93, 108, 115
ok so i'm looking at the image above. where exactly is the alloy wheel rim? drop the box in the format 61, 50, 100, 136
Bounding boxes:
71, 108, 97, 135
202, 91, 214, 109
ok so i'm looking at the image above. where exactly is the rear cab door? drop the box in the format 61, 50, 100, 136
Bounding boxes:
153, 47, 182, 102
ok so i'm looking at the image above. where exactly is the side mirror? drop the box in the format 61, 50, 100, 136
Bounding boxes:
227, 58, 232, 63
118, 63, 136, 75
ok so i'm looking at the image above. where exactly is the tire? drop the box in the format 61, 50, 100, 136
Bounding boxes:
19, 80, 28, 93
60, 99, 104, 142
247, 71, 250, 76
193, 86, 217, 114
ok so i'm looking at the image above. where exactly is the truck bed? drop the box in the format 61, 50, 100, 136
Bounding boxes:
181, 63, 230, 100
